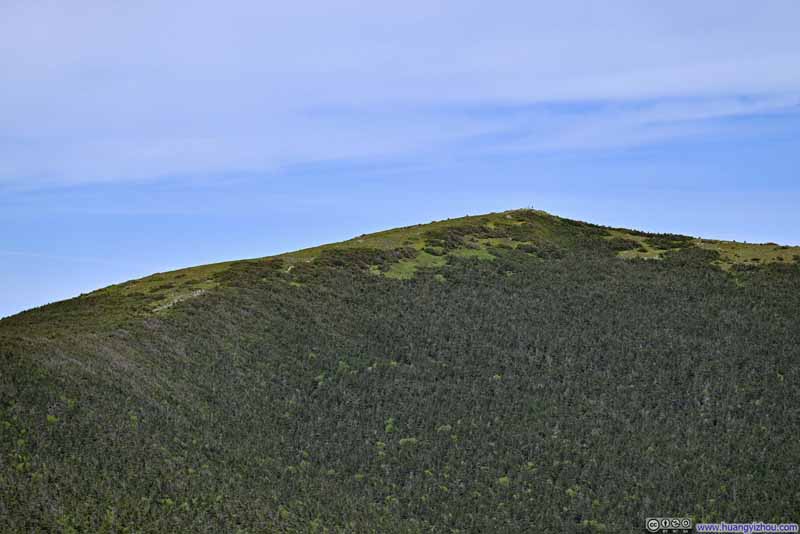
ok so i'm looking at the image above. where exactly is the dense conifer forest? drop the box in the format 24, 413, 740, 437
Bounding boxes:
1, 209, 799, 532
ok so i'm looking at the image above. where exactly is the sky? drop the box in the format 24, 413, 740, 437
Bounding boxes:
2, 1, 800, 318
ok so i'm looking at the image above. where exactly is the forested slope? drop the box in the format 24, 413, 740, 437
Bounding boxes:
1, 209, 799, 532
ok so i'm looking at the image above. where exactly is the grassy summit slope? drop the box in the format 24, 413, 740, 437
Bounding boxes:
1, 209, 799, 532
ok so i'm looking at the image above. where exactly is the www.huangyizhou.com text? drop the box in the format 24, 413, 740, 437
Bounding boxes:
695, 522, 799, 533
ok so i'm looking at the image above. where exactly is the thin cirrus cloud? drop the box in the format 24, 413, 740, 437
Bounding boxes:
499, 95, 800, 153
1, 1, 799, 187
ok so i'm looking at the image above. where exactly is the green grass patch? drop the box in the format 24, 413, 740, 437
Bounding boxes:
90, 262, 229, 312
384, 251, 448, 279
696, 239, 800, 270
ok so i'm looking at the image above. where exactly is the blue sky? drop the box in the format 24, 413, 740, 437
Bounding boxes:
2, 1, 800, 318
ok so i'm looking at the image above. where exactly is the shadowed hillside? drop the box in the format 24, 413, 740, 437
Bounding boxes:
2, 209, 799, 532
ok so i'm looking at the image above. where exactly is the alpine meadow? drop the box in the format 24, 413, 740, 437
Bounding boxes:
2, 208, 799, 533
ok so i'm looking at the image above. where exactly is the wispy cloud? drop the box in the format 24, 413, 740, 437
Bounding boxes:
497, 95, 800, 153
1, 1, 799, 188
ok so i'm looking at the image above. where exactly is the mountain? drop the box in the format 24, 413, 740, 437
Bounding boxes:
2, 209, 799, 533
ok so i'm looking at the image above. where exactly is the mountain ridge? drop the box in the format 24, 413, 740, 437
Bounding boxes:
2, 208, 798, 333
2, 208, 799, 532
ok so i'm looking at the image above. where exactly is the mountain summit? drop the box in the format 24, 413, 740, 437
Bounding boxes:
2, 209, 799, 532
